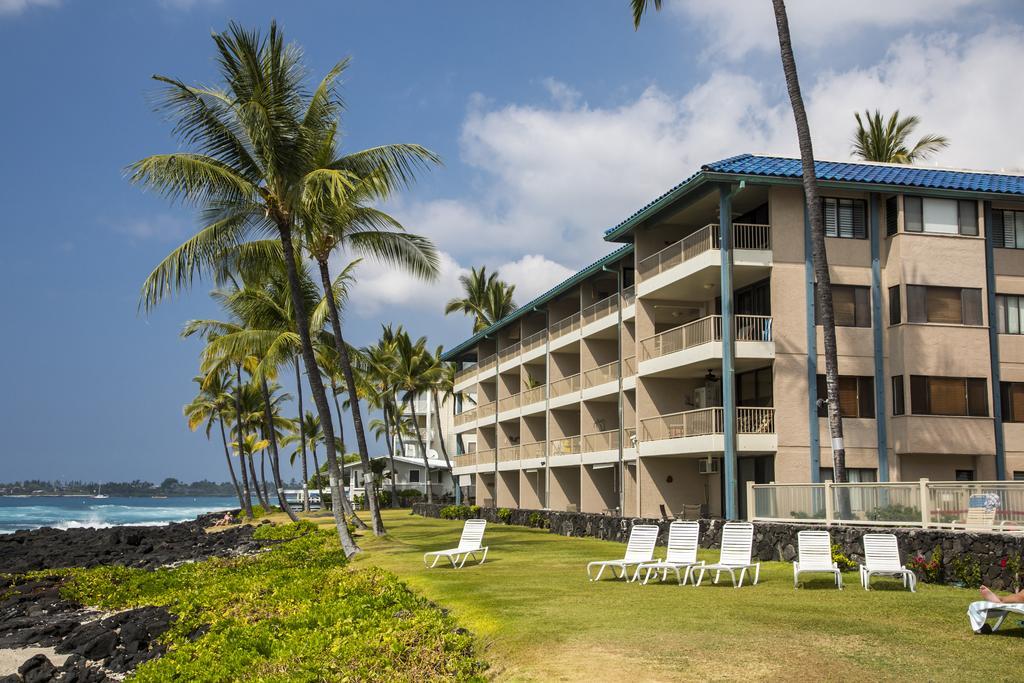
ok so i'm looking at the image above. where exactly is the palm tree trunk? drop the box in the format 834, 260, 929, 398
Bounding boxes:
295, 357, 310, 513
259, 450, 270, 505
408, 399, 433, 504
276, 222, 359, 557
261, 376, 299, 522
331, 382, 369, 529
772, 0, 849, 507
383, 402, 400, 508
218, 416, 244, 509
316, 259, 385, 536
431, 389, 454, 490
311, 444, 321, 503
248, 452, 269, 509
233, 365, 254, 519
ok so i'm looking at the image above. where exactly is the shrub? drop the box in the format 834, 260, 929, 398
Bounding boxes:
497, 508, 512, 524
865, 504, 920, 522
831, 544, 858, 572
1004, 555, 1023, 592
906, 546, 943, 584
527, 512, 548, 529
398, 489, 423, 501
439, 505, 480, 520
952, 555, 982, 588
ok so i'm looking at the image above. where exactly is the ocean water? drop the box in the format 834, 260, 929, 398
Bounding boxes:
0, 496, 240, 534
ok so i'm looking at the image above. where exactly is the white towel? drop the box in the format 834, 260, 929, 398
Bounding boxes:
967, 601, 1024, 632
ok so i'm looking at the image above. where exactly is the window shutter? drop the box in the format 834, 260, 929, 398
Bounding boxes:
832, 286, 856, 326
853, 200, 867, 239
837, 201, 854, 238
961, 289, 982, 326
859, 377, 875, 418
995, 295, 1007, 334
838, 377, 859, 417
929, 377, 968, 415
992, 210, 1006, 247
967, 378, 988, 417
905, 196, 923, 232
927, 287, 962, 324
907, 285, 927, 323
823, 198, 838, 237
892, 376, 905, 416
1009, 295, 1021, 335
886, 196, 898, 236
910, 375, 928, 414
1015, 211, 1024, 249
854, 286, 871, 327
958, 200, 978, 236
888, 285, 901, 325
1009, 383, 1024, 423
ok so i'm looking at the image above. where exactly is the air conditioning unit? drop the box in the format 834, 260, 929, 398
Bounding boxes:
698, 458, 720, 475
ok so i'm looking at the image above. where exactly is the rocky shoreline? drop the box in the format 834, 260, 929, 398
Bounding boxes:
0, 512, 267, 682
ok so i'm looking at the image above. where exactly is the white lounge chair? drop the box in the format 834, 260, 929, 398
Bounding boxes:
423, 519, 489, 568
793, 530, 842, 589
695, 521, 760, 587
586, 524, 659, 582
859, 533, 915, 592
635, 520, 704, 585
968, 601, 1024, 633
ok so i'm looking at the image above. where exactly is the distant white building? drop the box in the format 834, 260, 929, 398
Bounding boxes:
342, 454, 455, 502
396, 392, 475, 464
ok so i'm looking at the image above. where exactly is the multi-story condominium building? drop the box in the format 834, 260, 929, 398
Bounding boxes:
392, 391, 466, 463
442, 154, 1024, 520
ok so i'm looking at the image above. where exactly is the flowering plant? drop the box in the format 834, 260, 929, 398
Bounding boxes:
907, 546, 943, 584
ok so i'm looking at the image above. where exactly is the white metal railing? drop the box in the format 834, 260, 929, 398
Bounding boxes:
549, 373, 582, 398
454, 406, 477, 427
497, 393, 520, 414
476, 400, 496, 421
473, 449, 495, 467
521, 329, 547, 354
497, 445, 520, 463
621, 285, 636, 307
549, 435, 581, 456
498, 341, 521, 363
582, 429, 618, 453
624, 427, 637, 447
478, 354, 497, 373
637, 223, 771, 280
639, 315, 773, 361
641, 407, 775, 441
521, 384, 546, 406
623, 356, 637, 376
454, 365, 477, 386
582, 293, 619, 326
583, 361, 618, 388
521, 440, 546, 459
749, 479, 1024, 530
550, 312, 581, 340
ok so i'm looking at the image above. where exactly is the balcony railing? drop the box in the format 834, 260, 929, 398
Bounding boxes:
549, 435, 581, 456
639, 315, 773, 361
550, 312, 581, 340
474, 449, 495, 466
640, 407, 775, 441
521, 440, 546, 459
498, 393, 521, 414
582, 429, 618, 453
454, 365, 477, 386
521, 384, 546, 406
498, 445, 520, 463
454, 406, 477, 427
549, 373, 582, 398
478, 354, 498, 373
476, 400, 496, 421
582, 293, 619, 326
582, 360, 618, 389
521, 329, 547, 354
624, 426, 637, 446
498, 342, 521, 363
621, 285, 636, 307
623, 356, 637, 377
637, 223, 771, 281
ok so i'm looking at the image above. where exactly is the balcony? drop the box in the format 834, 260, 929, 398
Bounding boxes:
549, 312, 581, 350
476, 400, 497, 424
521, 329, 548, 361
622, 285, 636, 320
478, 354, 498, 380
497, 393, 521, 420
549, 373, 582, 408
521, 384, 546, 414
582, 429, 617, 453
637, 223, 772, 299
638, 314, 774, 378
497, 445, 520, 470
473, 449, 495, 470
498, 341, 521, 372
582, 361, 619, 400
582, 293, 619, 336
548, 435, 582, 466
521, 440, 546, 460
453, 406, 477, 432
453, 365, 477, 392
639, 407, 777, 456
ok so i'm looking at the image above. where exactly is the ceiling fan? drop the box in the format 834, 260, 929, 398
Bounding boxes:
704, 368, 719, 383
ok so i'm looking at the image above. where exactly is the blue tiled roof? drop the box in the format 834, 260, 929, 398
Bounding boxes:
605, 153, 1024, 239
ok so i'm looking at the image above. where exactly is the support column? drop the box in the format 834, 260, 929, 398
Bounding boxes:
719, 184, 738, 519
869, 194, 889, 481
804, 207, 821, 482
984, 200, 1007, 479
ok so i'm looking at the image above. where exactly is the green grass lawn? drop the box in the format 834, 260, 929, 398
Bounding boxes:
349, 509, 1021, 681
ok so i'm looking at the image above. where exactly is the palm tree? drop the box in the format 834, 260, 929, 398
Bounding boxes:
363, 325, 407, 507
852, 110, 949, 164
631, 0, 850, 502
392, 331, 439, 503
131, 23, 361, 556
184, 371, 245, 510
285, 410, 324, 500
427, 346, 455, 473
232, 432, 270, 501
444, 266, 518, 332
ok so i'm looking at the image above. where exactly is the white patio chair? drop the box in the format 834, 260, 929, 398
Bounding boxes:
586, 524, 659, 582
968, 601, 1024, 633
423, 519, 488, 569
793, 530, 842, 589
695, 521, 760, 587
634, 521, 704, 585
859, 533, 915, 592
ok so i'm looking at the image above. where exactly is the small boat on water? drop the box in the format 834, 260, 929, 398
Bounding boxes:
93, 484, 108, 499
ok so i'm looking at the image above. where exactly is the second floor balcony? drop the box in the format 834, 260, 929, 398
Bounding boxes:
639, 314, 774, 378
638, 407, 777, 456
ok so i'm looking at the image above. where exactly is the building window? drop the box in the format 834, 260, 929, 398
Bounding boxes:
892, 376, 905, 416
737, 367, 773, 407
995, 294, 1024, 334
955, 470, 975, 482
992, 209, 1024, 249
904, 196, 978, 236
1000, 382, 1024, 423
885, 196, 898, 237
816, 375, 875, 418
909, 376, 988, 417
815, 284, 870, 328
409, 470, 420, 483
820, 467, 877, 483
888, 285, 901, 325
1014, 471, 1024, 481
823, 197, 867, 239
906, 285, 982, 325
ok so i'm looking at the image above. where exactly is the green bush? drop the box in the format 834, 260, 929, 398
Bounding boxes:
865, 504, 920, 522
906, 546, 943, 584
497, 508, 512, 524
830, 544, 858, 572
527, 512, 548, 529
439, 505, 480, 520
61, 523, 487, 681
952, 555, 982, 588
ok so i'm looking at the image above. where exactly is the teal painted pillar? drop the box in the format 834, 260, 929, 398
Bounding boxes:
984, 200, 1007, 479
804, 208, 821, 482
719, 184, 738, 519
869, 194, 890, 481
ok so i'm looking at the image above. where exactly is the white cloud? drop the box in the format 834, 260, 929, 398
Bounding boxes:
669, 0, 985, 61
0, 0, 58, 16
113, 214, 192, 242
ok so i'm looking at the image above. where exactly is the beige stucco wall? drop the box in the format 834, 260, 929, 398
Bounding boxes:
580, 464, 618, 513
549, 466, 581, 511
495, 470, 520, 508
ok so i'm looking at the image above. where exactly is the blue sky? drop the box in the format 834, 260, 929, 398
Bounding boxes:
1, 0, 1022, 483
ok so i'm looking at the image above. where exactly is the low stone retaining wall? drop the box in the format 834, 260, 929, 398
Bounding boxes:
412, 503, 1024, 589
